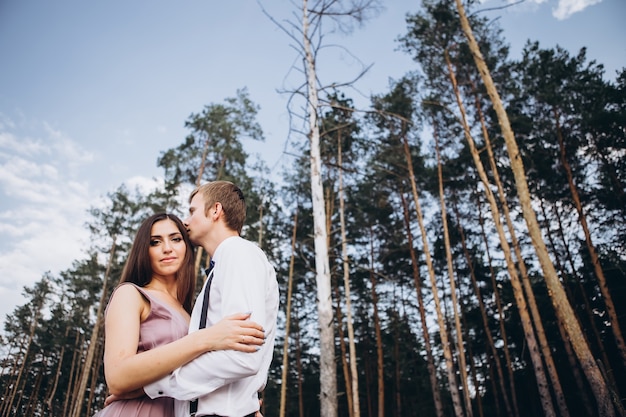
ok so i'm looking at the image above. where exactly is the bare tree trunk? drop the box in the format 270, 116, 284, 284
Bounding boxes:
393, 310, 402, 416
334, 285, 354, 417
338, 135, 361, 417
457, 281, 484, 417
46, 324, 70, 410
13, 374, 28, 416
301, 2, 337, 414
555, 306, 596, 417
279, 211, 298, 417
63, 331, 82, 417
475, 190, 517, 417
445, 50, 556, 416
554, 107, 626, 369
596, 150, 626, 216
454, 1, 615, 414
543, 198, 610, 414
400, 192, 445, 417
364, 348, 373, 417
549, 200, 613, 373
434, 124, 473, 417
87, 334, 105, 414
0, 347, 18, 416
25, 356, 45, 416
451, 197, 514, 417
3, 294, 43, 416
257, 202, 264, 247
70, 239, 116, 417
368, 227, 385, 417
402, 122, 465, 417
294, 305, 305, 417
468, 77, 570, 417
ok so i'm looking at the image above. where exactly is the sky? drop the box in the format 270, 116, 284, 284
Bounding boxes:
0, 0, 624, 326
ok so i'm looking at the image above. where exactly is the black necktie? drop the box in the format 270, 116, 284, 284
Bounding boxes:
191, 260, 215, 416
198, 260, 215, 330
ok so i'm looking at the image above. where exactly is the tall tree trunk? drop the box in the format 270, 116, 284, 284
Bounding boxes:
475, 189, 517, 417
63, 331, 82, 417
393, 311, 402, 416
555, 304, 596, 417
338, 135, 360, 417
280, 210, 298, 417
469, 77, 570, 417
457, 279, 484, 417
46, 324, 71, 410
294, 305, 305, 417
192, 136, 218, 281
364, 346, 374, 417
401, 123, 465, 417
301, 2, 337, 415
454, 1, 615, 414
70, 239, 116, 417
596, 150, 626, 217
0, 347, 18, 416
434, 123, 473, 417
554, 107, 626, 369
368, 227, 385, 417
444, 50, 555, 417
549, 199, 612, 374
400, 191, 445, 417
3, 289, 45, 416
13, 373, 28, 416
334, 284, 354, 417
540, 199, 601, 417
24, 356, 45, 416
87, 334, 105, 413
451, 197, 514, 417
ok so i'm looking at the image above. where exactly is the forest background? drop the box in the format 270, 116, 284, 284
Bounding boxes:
1, 0, 625, 416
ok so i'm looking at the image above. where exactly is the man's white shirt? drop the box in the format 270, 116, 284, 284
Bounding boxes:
144, 236, 279, 417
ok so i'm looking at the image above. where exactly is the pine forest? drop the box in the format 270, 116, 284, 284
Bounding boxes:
1, 1, 624, 416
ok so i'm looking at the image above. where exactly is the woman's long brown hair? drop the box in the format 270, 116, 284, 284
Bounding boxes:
119, 213, 196, 313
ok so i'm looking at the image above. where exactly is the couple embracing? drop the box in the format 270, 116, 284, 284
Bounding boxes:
96, 181, 279, 417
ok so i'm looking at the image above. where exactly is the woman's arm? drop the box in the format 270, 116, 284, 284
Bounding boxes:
103, 285, 264, 396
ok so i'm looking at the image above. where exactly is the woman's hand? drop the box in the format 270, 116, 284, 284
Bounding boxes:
104, 388, 145, 406
200, 312, 265, 353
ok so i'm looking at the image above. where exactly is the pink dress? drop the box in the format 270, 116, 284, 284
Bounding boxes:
94, 283, 189, 417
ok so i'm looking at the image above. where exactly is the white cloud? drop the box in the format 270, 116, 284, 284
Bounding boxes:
0, 114, 16, 130
553, 0, 603, 19
0, 117, 94, 323
124, 175, 163, 194
0, 130, 49, 156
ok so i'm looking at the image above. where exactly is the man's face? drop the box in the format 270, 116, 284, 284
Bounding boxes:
184, 193, 211, 245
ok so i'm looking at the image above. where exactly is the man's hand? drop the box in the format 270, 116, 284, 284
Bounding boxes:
202, 312, 265, 352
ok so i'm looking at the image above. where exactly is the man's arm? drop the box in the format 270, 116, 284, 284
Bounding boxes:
145, 246, 272, 400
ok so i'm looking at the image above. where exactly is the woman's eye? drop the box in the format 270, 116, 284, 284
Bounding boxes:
172, 237, 183, 242
150, 240, 161, 246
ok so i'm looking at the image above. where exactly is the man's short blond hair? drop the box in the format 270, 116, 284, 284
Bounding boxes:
190, 181, 246, 234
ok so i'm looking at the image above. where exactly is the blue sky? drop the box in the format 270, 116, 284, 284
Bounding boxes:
0, 0, 623, 324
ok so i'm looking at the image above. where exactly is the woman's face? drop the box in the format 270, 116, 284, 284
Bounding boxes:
148, 218, 187, 279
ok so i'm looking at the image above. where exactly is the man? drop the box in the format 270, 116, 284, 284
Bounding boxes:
144, 181, 279, 417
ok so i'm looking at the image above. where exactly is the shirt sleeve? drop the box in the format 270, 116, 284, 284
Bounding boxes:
145, 243, 270, 400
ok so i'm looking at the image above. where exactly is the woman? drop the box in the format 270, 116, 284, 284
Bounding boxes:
95, 213, 264, 417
